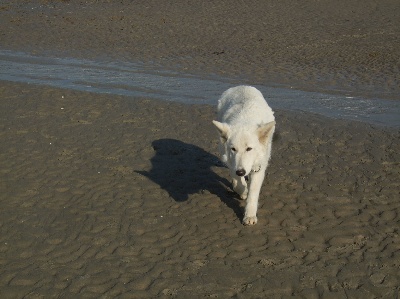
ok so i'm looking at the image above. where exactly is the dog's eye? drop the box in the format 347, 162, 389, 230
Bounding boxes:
231, 147, 236, 152
246, 147, 253, 151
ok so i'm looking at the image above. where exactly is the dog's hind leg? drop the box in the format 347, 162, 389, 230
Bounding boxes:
242, 170, 265, 225
232, 175, 248, 200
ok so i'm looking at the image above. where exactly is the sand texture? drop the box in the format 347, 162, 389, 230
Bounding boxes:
0, 0, 399, 99
1, 0, 400, 298
1, 82, 399, 297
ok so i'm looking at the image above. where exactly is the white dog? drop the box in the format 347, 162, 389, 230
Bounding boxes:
212, 86, 275, 225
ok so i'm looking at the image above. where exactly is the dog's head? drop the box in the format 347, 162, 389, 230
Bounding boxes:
212, 120, 275, 176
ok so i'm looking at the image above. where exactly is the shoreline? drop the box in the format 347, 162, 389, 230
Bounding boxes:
0, 1, 399, 100
1, 49, 399, 128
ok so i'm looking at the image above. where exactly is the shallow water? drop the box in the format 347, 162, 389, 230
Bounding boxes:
0, 50, 399, 127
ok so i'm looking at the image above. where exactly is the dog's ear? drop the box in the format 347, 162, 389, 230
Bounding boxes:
212, 120, 230, 142
257, 121, 275, 144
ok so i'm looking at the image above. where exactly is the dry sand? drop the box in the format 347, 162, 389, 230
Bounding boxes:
1, 0, 400, 298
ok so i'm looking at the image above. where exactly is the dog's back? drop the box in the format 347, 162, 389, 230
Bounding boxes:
217, 86, 275, 126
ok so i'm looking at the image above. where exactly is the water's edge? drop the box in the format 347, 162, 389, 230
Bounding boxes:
1, 50, 399, 128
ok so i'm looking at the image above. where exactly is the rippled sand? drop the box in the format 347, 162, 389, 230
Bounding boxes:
1, 1, 400, 297
0, 0, 399, 99
1, 82, 399, 297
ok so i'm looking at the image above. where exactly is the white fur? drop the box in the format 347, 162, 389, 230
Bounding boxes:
212, 86, 275, 225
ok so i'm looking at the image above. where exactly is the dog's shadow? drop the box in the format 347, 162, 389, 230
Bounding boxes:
136, 139, 242, 218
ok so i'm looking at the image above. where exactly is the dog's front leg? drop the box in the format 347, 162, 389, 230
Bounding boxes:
243, 170, 265, 225
232, 176, 248, 200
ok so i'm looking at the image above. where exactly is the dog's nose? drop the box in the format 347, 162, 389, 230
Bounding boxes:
236, 169, 246, 177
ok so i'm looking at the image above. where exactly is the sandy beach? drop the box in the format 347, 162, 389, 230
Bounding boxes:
1, 1, 400, 298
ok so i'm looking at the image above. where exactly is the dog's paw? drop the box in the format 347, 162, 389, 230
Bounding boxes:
233, 183, 248, 200
239, 191, 248, 200
243, 216, 258, 226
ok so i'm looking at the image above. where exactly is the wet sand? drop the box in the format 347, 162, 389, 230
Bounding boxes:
1, 1, 400, 298
0, 0, 399, 99
1, 82, 399, 297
